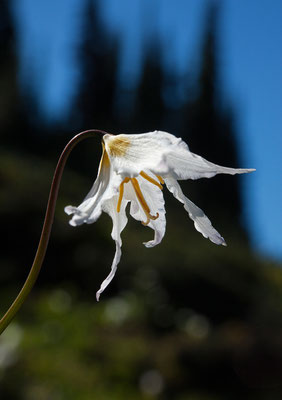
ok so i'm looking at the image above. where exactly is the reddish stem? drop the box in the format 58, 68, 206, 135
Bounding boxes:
0, 129, 109, 335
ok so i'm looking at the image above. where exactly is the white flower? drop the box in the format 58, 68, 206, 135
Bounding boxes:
65, 131, 255, 300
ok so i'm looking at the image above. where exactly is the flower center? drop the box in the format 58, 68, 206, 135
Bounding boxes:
117, 171, 163, 226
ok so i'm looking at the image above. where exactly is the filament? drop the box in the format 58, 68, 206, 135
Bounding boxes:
140, 171, 163, 190
131, 178, 159, 226
155, 175, 164, 184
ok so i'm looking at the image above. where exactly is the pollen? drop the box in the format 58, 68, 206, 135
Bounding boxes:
106, 135, 130, 158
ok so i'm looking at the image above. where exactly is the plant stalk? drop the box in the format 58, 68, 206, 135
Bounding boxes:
0, 129, 109, 335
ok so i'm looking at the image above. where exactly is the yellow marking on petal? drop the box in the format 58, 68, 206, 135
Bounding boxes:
131, 178, 159, 226
106, 135, 130, 158
101, 143, 110, 167
155, 175, 164, 184
117, 178, 130, 213
140, 171, 163, 190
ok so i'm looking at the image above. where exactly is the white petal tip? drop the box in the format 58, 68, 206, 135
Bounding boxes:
96, 292, 101, 301
64, 206, 75, 215
143, 241, 154, 248
215, 236, 226, 246
236, 168, 256, 174
69, 217, 84, 227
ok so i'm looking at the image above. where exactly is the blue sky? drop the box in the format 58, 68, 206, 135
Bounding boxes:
11, 0, 282, 260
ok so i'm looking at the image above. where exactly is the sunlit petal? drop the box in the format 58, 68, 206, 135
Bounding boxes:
104, 131, 255, 180
165, 177, 226, 246
103, 131, 180, 177
164, 148, 255, 181
65, 150, 123, 226
96, 195, 129, 300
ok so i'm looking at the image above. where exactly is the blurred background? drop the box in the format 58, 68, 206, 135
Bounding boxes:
0, 0, 282, 399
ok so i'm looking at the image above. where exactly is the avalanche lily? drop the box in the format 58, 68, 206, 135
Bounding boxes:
65, 131, 255, 300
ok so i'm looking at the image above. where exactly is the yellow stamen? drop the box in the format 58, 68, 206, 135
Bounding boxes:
116, 173, 161, 226
131, 178, 159, 226
140, 171, 163, 190
117, 177, 130, 213
155, 175, 164, 184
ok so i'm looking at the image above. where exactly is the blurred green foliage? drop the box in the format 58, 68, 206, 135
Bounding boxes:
1, 1, 282, 399
1, 149, 282, 400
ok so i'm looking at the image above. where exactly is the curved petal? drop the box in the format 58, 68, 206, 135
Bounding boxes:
103, 131, 182, 178
65, 146, 123, 226
165, 177, 226, 246
96, 195, 129, 301
164, 148, 255, 181
103, 131, 255, 181
123, 171, 166, 248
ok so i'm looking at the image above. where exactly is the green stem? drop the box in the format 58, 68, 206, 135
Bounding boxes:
0, 129, 109, 335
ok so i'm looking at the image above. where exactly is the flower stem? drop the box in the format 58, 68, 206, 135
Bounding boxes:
0, 129, 109, 335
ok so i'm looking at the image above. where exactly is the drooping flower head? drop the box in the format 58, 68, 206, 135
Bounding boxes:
65, 131, 255, 300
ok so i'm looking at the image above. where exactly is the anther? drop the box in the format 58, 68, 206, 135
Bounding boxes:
141, 212, 159, 226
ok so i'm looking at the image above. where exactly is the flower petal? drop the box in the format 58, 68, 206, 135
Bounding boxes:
103, 131, 255, 181
96, 240, 121, 301
165, 177, 226, 246
103, 131, 181, 178
123, 172, 166, 248
164, 148, 255, 181
96, 195, 128, 301
65, 146, 122, 226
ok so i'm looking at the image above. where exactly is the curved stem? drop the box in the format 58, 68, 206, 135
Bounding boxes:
0, 129, 110, 335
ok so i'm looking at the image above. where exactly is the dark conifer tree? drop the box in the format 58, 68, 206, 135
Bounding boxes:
74, 0, 119, 132
132, 41, 166, 132
182, 4, 244, 234
0, 0, 31, 149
